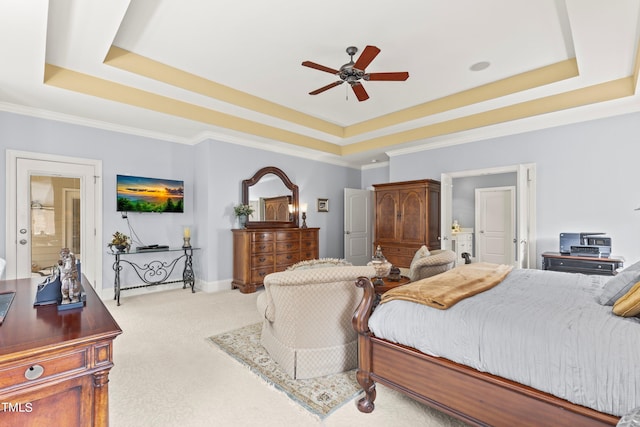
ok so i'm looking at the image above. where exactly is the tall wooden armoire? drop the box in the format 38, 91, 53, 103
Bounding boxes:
373, 179, 441, 268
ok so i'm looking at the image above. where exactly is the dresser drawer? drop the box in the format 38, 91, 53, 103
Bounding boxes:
251, 232, 274, 243
276, 230, 299, 241
276, 241, 299, 252
300, 240, 317, 251
300, 250, 316, 260
251, 267, 274, 283
276, 252, 300, 266
251, 254, 274, 268
300, 230, 318, 241
377, 245, 416, 258
0, 349, 88, 391
251, 241, 274, 254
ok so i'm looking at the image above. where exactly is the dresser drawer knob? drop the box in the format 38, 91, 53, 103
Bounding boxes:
25, 364, 44, 380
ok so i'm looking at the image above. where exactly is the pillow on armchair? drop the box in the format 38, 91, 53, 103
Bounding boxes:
286, 258, 352, 271
409, 247, 456, 282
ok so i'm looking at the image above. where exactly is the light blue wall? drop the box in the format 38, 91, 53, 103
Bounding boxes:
3, 109, 640, 289
198, 140, 361, 282
0, 111, 360, 290
389, 111, 640, 266
0, 112, 194, 289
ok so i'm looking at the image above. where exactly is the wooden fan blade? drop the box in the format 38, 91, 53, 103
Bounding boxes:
302, 61, 340, 75
351, 82, 369, 101
353, 45, 381, 71
309, 81, 343, 95
367, 71, 410, 81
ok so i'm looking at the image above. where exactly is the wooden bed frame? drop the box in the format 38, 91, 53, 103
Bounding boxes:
352, 277, 621, 427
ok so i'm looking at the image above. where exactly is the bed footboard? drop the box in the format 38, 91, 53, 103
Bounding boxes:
352, 276, 377, 413
351, 276, 620, 426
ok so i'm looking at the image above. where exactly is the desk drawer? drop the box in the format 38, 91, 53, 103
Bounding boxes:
546, 258, 616, 273
0, 349, 88, 391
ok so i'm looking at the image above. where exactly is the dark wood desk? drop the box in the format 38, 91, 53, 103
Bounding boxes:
541, 252, 624, 276
0, 276, 122, 426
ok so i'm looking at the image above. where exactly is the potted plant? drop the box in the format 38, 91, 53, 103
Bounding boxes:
234, 204, 254, 228
108, 231, 130, 253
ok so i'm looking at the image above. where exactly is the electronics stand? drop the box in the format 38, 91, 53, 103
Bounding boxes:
110, 247, 198, 305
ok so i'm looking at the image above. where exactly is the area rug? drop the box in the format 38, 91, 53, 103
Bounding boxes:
207, 323, 361, 419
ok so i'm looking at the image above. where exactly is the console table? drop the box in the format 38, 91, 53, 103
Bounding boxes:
0, 276, 121, 426
541, 251, 624, 276
111, 247, 198, 305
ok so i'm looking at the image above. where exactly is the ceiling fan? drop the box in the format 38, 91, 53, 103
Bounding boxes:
302, 45, 409, 102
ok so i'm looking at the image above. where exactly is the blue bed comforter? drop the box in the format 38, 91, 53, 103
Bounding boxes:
368, 268, 640, 416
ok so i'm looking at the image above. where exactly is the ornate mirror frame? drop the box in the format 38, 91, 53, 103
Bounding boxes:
242, 166, 299, 229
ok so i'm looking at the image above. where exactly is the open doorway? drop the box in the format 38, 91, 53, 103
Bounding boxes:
441, 164, 536, 269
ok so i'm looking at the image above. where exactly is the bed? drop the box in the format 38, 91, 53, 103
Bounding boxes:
352, 264, 640, 426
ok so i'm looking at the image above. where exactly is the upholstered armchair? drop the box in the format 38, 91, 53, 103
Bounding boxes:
256, 265, 375, 379
408, 248, 456, 282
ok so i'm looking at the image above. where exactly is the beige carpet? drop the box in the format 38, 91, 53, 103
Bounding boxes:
208, 323, 361, 419
105, 286, 469, 427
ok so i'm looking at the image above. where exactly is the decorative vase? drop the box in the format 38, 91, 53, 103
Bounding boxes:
238, 214, 247, 228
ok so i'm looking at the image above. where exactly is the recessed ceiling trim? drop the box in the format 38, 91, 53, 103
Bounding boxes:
43, 64, 342, 155
105, 48, 580, 142
344, 59, 579, 137
341, 77, 633, 155
104, 46, 345, 138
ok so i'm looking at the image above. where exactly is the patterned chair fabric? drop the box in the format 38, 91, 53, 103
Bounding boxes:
256, 265, 375, 379
409, 249, 456, 282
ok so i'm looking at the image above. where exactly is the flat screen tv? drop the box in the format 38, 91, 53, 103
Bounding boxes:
117, 174, 184, 213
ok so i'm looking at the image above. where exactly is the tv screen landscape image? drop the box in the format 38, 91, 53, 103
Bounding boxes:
117, 175, 184, 213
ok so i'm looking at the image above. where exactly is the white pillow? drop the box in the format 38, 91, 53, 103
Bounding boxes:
598, 261, 640, 305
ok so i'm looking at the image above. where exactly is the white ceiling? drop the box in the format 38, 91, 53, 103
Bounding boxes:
1, 0, 639, 167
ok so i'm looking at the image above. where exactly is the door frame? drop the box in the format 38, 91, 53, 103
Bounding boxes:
475, 186, 516, 265
440, 163, 536, 269
5, 150, 102, 287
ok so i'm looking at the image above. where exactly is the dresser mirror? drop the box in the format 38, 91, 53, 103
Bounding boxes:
242, 166, 299, 228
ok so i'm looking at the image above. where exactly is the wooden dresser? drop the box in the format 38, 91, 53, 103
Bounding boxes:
232, 227, 319, 293
373, 179, 441, 268
0, 275, 121, 426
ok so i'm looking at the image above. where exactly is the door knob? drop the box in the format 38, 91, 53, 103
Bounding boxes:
345, 231, 350, 234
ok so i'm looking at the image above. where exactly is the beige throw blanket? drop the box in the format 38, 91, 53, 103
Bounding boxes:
380, 262, 513, 309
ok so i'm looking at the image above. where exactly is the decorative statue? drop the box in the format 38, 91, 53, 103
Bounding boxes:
58, 248, 80, 304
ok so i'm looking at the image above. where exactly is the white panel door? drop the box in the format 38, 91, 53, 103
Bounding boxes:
475, 186, 515, 265
344, 188, 372, 265
6, 151, 102, 289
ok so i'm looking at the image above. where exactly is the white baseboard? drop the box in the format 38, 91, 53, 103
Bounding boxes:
99, 278, 234, 300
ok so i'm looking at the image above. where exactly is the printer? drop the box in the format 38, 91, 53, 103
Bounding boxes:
559, 232, 612, 257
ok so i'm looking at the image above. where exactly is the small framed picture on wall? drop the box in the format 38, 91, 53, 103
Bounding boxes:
317, 198, 329, 212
